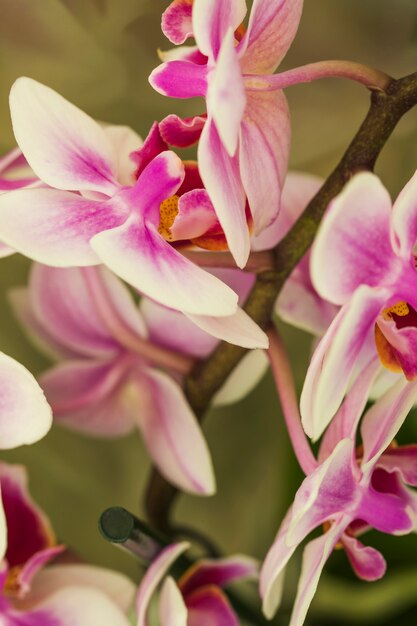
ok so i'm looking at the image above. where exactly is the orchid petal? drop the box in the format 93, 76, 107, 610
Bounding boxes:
135, 368, 215, 494
288, 522, 345, 626
172, 189, 219, 241
341, 535, 386, 581
192, 0, 246, 59
16, 546, 65, 596
149, 60, 208, 98
198, 119, 249, 268
103, 125, 143, 186
311, 173, 397, 306
0, 496, 6, 562
91, 219, 238, 316
186, 307, 268, 349
390, 169, 417, 259
162, 0, 194, 44
136, 542, 190, 626
186, 586, 239, 626
179, 555, 258, 596
40, 359, 135, 437
357, 486, 414, 535
301, 286, 387, 440
0, 188, 127, 266
361, 379, 417, 473
159, 577, 188, 626
10, 77, 118, 194
241, 0, 304, 74
139, 298, 217, 359
378, 445, 417, 486
213, 349, 269, 406
207, 28, 246, 156
130, 122, 168, 178
0, 353, 52, 449
0, 242, 15, 258
376, 316, 417, 380
287, 439, 356, 546
159, 114, 206, 148
240, 90, 290, 233
158, 45, 208, 65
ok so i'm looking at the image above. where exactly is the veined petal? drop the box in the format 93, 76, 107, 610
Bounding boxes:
301, 286, 387, 440
179, 555, 258, 597
390, 170, 417, 259
159, 577, 188, 626
40, 359, 135, 437
207, 28, 246, 157
0, 188, 127, 266
136, 542, 190, 626
162, 0, 194, 44
240, 90, 290, 234
311, 173, 398, 306
160, 114, 206, 148
91, 219, 238, 316
186, 307, 268, 349
288, 521, 346, 626
10, 77, 118, 194
198, 119, 249, 268
241, 0, 304, 74
192, 0, 246, 59
361, 379, 417, 474
213, 349, 269, 406
29, 564, 135, 614
341, 535, 386, 581
149, 60, 208, 98
186, 586, 239, 626
0, 353, 52, 449
134, 368, 215, 494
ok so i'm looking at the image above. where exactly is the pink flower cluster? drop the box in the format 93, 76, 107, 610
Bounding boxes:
0, 0, 415, 625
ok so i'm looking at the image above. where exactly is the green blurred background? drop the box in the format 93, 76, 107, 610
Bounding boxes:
1, 1, 417, 624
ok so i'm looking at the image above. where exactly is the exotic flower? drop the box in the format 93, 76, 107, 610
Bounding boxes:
0, 77, 241, 318
0, 461, 134, 625
150, 0, 303, 266
301, 170, 417, 439
136, 541, 257, 626
261, 345, 417, 626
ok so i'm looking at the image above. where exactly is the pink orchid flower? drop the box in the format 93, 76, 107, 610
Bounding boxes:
261, 342, 417, 626
150, 0, 304, 267
300, 170, 417, 440
136, 541, 257, 626
0, 350, 52, 450
0, 461, 135, 626
0, 77, 241, 318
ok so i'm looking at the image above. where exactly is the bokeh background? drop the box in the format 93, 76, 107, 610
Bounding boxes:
1, 1, 417, 624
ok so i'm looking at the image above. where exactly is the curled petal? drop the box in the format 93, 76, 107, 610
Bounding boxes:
136, 542, 190, 626
0, 188, 127, 267
378, 445, 417, 486
0, 353, 52, 449
311, 173, 398, 306
186, 585, 239, 626
130, 122, 168, 178
160, 114, 206, 148
91, 219, 238, 316
134, 368, 215, 495
173, 189, 219, 241
10, 77, 118, 194
341, 535, 386, 581
179, 555, 258, 597
149, 60, 208, 98
162, 0, 194, 44
241, 0, 304, 74
356, 486, 415, 535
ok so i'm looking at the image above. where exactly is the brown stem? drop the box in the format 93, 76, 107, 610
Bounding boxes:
145, 71, 417, 531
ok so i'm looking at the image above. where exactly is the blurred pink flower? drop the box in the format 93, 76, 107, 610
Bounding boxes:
136, 541, 257, 626
0, 461, 134, 626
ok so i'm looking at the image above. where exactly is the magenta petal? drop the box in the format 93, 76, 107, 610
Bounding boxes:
40, 359, 135, 437
91, 219, 238, 316
192, 0, 246, 59
0, 188, 127, 266
17, 546, 65, 596
134, 368, 215, 494
311, 172, 398, 306
0, 352, 52, 449
390, 170, 417, 259
173, 189, 219, 241
186, 586, 239, 626
130, 123, 168, 178
162, 0, 194, 44
378, 445, 417, 486
149, 60, 208, 98
241, 0, 304, 74
357, 486, 414, 535
341, 534, 386, 581
160, 114, 206, 148
240, 90, 290, 234
180, 556, 258, 597
198, 120, 249, 268
10, 78, 118, 194
376, 316, 417, 379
